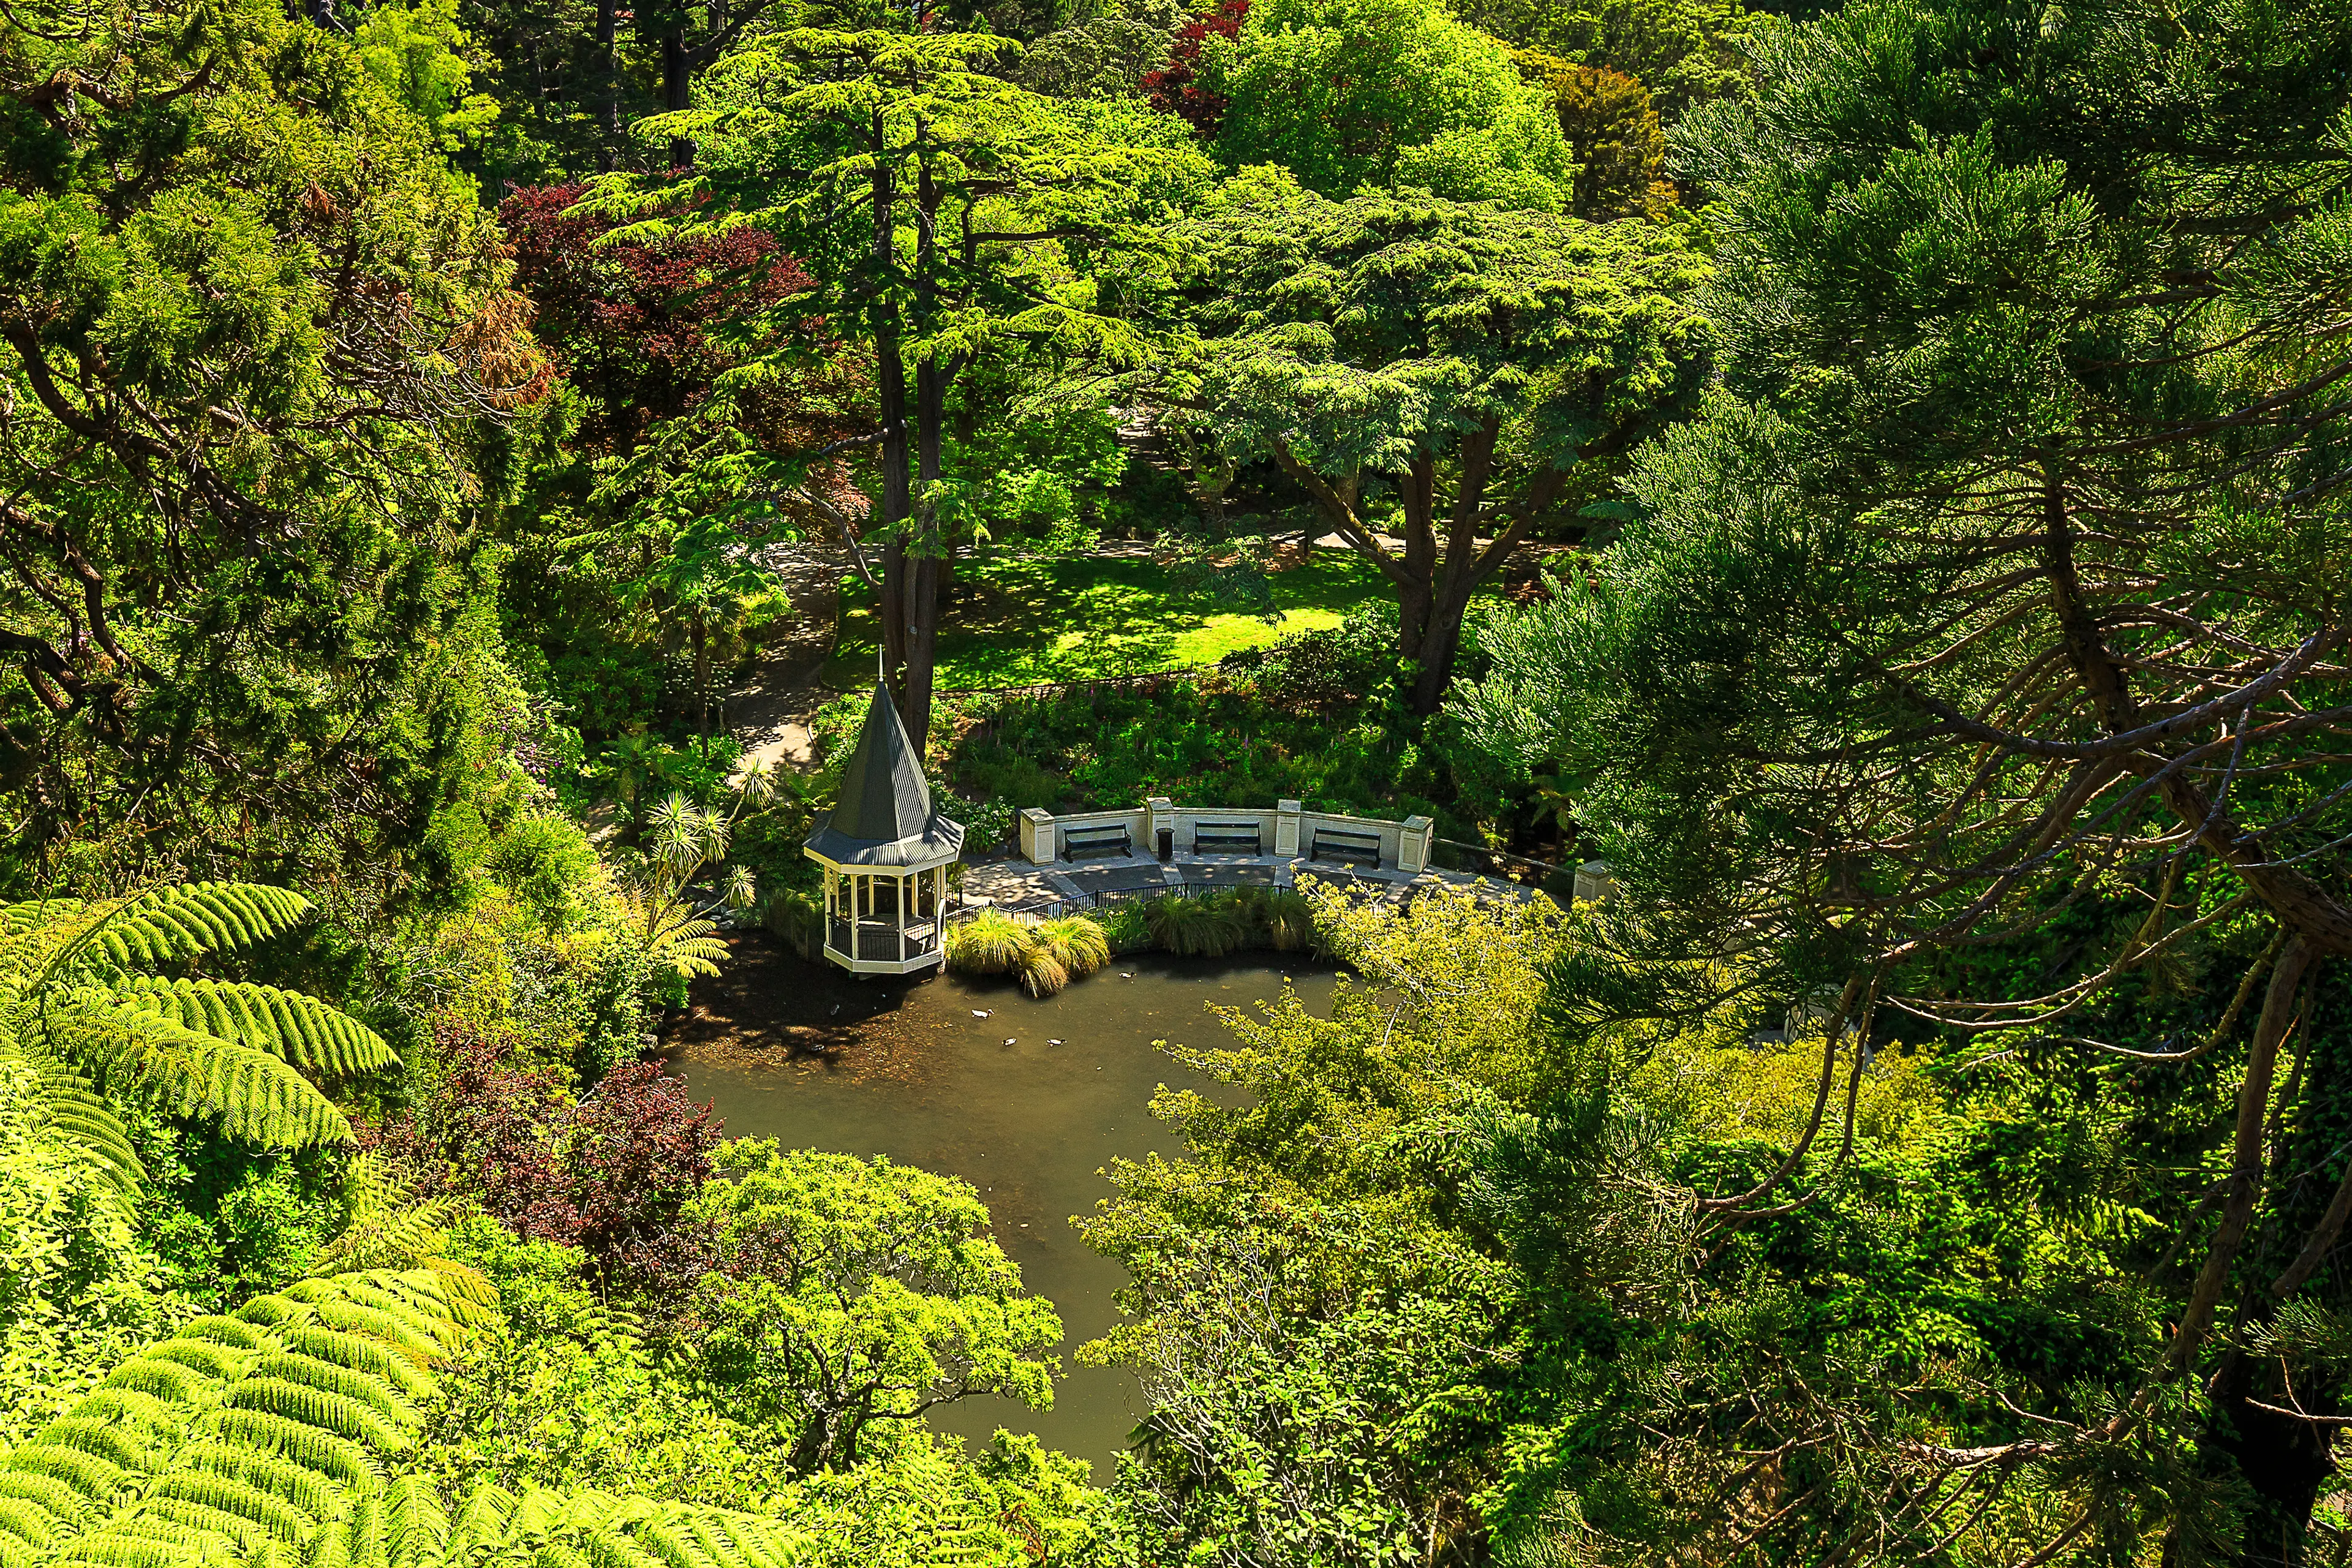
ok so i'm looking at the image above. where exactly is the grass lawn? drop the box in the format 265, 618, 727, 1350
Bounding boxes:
816, 548, 1393, 690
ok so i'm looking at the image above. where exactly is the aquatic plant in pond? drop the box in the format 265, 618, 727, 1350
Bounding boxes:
1098, 901, 1152, 954
1018, 949, 1073, 998
1260, 889, 1315, 951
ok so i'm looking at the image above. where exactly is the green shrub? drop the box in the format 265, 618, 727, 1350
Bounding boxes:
1034, 916, 1112, 978
946, 910, 1037, 976
953, 741, 1065, 814
1097, 900, 1152, 954
1261, 889, 1316, 951
763, 887, 824, 960
484, 813, 600, 926
1145, 895, 1248, 957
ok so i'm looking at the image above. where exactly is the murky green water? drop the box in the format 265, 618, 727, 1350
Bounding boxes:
673, 952, 1336, 1480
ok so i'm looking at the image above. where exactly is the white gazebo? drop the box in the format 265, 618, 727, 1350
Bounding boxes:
803, 684, 965, 974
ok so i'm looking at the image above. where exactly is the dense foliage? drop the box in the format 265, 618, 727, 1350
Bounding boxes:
4, 0, 2350, 1560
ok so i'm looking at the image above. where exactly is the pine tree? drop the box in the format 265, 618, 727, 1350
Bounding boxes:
1468, 0, 2352, 1554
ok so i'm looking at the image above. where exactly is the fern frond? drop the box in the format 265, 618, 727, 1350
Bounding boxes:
244, 1359, 413, 1434
110, 982, 394, 1081
630, 1521, 704, 1568
287, 1272, 494, 1341
104, 1362, 214, 1407
576, 1521, 671, 1568
300, 1170, 491, 1317
0, 1474, 91, 1529
53, 1393, 180, 1450
144, 1476, 307, 1545
218, 1382, 408, 1457
45, 1000, 351, 1150
50, 1532, 219, 1568
174, 1320, 270, 1355
2, 1448, 124, 1510
381, 1477, 445, 1568
0, 1049, 145, 1197
36, 1424, 154, 1479
336, 1487, 380, 1568
668, 1516, 743, 1568
141, 1495, 282, 1553
235, 1301, 438, 1376
273, 1332, 429, 1404
204, 1412, 379, 1498
172, 1448, 339, 1525
75, 885, 313, 969
447, 1486, 516, 1561
0, 1499, 56, 1553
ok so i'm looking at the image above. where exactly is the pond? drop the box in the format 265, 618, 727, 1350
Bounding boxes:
667, 933, 1337, 1480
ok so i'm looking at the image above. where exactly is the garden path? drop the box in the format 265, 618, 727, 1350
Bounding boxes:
731, 543, 851, 775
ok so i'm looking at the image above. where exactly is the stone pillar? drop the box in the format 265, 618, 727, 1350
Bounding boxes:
1274, 799, 1303, 857
1574, 859, 1615, 902
1019, 807, 1055, 865
1147, 796, 1175, 861
1398, 815, 1433, 873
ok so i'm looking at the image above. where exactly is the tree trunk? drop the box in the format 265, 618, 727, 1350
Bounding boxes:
596, 0, 619, 173
872, 143, 915, 720
883, 125, 948, 749
691, 614, 710, 760
2203, 1346, 2339, 1568
2213, 951, 2342, 1568
865, 129, 947, 750
662, 30, 692, 168
1408, 578, 1476, 715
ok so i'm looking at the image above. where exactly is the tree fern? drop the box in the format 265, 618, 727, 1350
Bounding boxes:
44, 1003, 352, 1150
0, 1272, 836, 1568
635, 895, 729, 984
301, 1157, 493, 1322
0, 884, 393, 1167
111, 982, 394, 1079
2, 886, 314, 972
0, 1049, 143, 1196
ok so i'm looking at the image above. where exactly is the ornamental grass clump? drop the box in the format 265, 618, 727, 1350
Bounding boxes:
1018, 949, 1072, 997
1035, 916, 1111, 978
945, 910, 1034, 976
1145, 894, 1247, 958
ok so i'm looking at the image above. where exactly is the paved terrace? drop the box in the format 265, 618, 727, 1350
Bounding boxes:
959, 844, 1536, 915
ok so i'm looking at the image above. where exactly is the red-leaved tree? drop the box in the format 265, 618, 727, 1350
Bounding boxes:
1145, 0, 1250, 140
368, 1019, 722, 1295
500, 184, 818, 456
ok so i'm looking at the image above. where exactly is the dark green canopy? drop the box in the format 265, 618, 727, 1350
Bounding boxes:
804, 684, 965, 867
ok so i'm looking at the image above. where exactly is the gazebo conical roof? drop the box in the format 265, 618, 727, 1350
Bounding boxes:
804, 684, 965, 867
